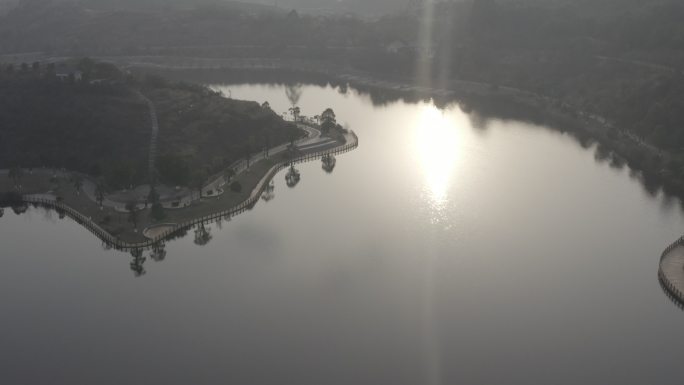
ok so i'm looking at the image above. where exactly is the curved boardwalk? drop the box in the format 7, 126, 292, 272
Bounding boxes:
22, 131, 359, 251
658, 236, 684, 306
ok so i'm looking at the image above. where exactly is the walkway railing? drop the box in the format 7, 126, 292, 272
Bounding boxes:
22, 131, 358, 251
658, 235, 684, 305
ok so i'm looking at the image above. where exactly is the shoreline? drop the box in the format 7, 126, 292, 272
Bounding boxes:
4, 54, 677, 198
10, 130, 358, 250
101, 55, 684, 200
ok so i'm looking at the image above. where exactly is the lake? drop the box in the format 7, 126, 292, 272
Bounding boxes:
2, 81, 684, 385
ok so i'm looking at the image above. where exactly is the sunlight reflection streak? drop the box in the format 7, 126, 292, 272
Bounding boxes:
414, 104, 460, 209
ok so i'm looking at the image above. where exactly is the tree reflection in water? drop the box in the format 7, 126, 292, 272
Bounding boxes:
286, 165, 300, 188
322, 154, 336, 174
129, 248, 146, 277
150, 243, 167, 262
194, 222, 212, 246
261, 180, 275, 202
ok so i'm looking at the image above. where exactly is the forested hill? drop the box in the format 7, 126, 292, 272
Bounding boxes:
0, 59, 298, 189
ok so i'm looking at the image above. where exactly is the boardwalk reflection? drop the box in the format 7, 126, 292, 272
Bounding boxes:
659, 277, 684, 311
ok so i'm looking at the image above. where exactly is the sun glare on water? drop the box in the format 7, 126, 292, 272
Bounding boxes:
413, 104, 462, 208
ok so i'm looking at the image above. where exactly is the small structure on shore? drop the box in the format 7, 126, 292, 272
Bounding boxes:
285, 165, 301, 188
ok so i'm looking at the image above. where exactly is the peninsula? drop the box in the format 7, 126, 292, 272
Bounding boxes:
0, 59, 358, 246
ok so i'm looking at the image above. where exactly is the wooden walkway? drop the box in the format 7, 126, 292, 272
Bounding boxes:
658, 236, 684, 306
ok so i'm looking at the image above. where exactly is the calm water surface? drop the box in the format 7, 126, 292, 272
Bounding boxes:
2, 83, 684, 385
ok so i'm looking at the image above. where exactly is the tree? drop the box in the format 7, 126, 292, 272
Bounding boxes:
150, 243, 167, 262
129, 248, 146, 277
95, 182, 106, 208
261, 181, 275, 202
224, 168, 236, 183
230, 181, 242, 193
146, 186, 159, 208
289, 106, 301, 122
322, 154, 336, 174
194, 222, 212, 246
8, 166, 23, 189
287, 9, 300, 21
262, 101, 271, 110
191, 170, 208, 200
126, 201, 138, 230
150, 202, 165, 221
72, 175, 83, 193
320, 108, 337, 134
286, 84, 302, 123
